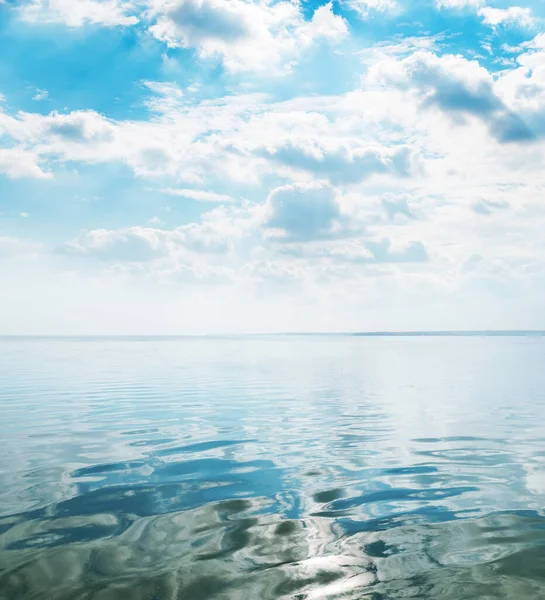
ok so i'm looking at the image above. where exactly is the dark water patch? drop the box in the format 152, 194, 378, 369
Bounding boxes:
318, 485, 477, 513
273, 519, 300, 536
312, 488, 345, 503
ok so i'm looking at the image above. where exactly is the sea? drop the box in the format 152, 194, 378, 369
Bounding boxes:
2, 334, 545, 599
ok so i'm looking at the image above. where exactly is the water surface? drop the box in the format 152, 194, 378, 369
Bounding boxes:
2, 336, 545, 599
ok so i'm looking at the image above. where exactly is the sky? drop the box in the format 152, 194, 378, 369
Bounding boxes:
0, 0, 544, 334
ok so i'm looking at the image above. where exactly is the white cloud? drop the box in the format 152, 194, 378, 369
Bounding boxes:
161, 188, 234, 202
435, 0, 535, 30
435, 0, 483, 8
32, 89, 49, 101
243, 259, 307, 287
62, 222, 232, 261
478, 6, 535, 29
0, 89, 420, 186
255, 139, 418, 183
19, 0, 139, 27
0, 148, 50, 179
305, 1, 349, 41
368, 50, 536, 143
1, 42, 545, 316
2, 9, 545, 332
382, 195, 414, 220
63, 227, 174, 261
263, 182, 343, 242
147, 0, 347, 72
345, 0, 396, 17
278, 237, 429, 264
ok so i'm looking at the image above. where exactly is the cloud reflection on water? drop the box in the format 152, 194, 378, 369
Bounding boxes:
3, 337, 545, 598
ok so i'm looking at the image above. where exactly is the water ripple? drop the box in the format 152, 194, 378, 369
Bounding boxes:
3, 336, 545, 598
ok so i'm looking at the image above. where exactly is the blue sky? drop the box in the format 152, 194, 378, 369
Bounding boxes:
1, 0, 544, 334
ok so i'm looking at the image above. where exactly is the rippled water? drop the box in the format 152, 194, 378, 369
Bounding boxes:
3, 336, 545, 599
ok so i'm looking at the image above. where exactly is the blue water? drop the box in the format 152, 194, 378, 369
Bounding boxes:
2, 336, 545, 599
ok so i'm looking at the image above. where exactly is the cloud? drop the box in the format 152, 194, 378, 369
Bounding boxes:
44, 110, 115, 141
434, 0, 535, 31
262, 182, 343, 242
434, 0, 536, 30
147, 0, 347, 72
19, 0, 139, 27
366, 238, 429, 264
244, 259, 307, 287
435, 0, 483, 8
161, 188, 234, 202
478, 6, 535, 29
4, 1, 545, 333
278, 237, 429, 265
492, 34, 545, 138
63, 228, 171, 261
472, 199, 509, 215
32, 89, 49, 101
256, 140, 417, 184
343, 0, 396, 17
369, 51, 536, 143
62, 223, 232, 261
382, 195, 414, 220
0, 148, 50, 179
0, 90, 419, 186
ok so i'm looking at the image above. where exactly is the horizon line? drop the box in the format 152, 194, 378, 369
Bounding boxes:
1, 330, 545, 339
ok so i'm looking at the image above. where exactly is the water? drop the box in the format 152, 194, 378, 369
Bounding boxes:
2, 336, 545, 599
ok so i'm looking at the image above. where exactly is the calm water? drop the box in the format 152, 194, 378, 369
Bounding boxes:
3, 336, 545, 599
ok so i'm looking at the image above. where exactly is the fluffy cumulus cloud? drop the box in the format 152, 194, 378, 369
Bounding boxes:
0, 148, 50, 179
382, 195, 414, 220
495, 37, 545, 137
263, 182, 343, 242
147, 0, 347, 72
15, 0, 347, 72
256, 140, 417, 184
368, 50, 537, 143
62, 222, 232, 261
478, 6, 535, 28
435, 0, 536, 30
278, 237, 429, 264
0, 87, 424, 185
19, 0, 139, 27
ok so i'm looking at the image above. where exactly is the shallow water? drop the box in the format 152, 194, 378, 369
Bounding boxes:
2, 336, 545, 599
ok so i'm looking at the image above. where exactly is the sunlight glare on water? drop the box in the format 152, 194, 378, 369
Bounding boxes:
2, 336, 545, 599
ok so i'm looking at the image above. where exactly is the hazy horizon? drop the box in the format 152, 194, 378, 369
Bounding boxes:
3, 330, 545, 339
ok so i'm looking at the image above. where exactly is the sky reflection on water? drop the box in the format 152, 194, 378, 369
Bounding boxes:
2, 337, 545, 599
